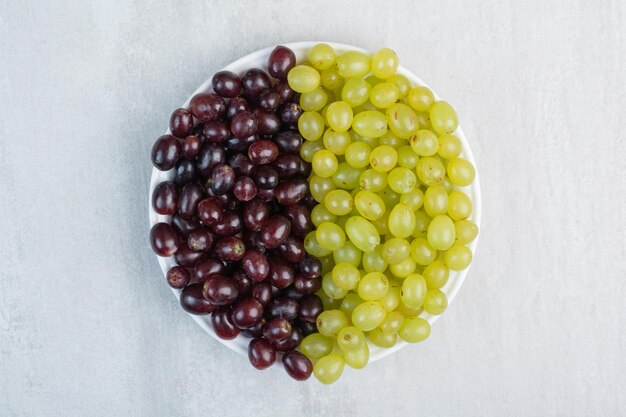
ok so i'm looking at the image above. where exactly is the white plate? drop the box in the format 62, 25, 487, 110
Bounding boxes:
149, 41, 482, 362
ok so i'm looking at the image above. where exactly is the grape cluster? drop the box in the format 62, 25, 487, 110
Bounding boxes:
150, 46, 320, 381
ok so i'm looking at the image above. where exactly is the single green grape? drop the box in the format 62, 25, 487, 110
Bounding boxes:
427, 214, 456, 251
410, 129, 439, 156
447, 158, 475, 186
424, 184, 449, 217
288, 65, 321, 93
323, 129, 351, 155
378, 188, 400, 211
332, 263, 361, 290
316, 221, 347, 251
445, 244, 473, 270
386, 103, 418, 139
371, 48, 399, 79
343, 343, 369, 369
344, 141, 372, 169
423, 260, 449, 289
381, 237, 411, 264
387, 167, 417, 194
413, 210, 431, 237
304, 231, 332, 257
316, 308, 349, 336
352, 300, 387, 331
423, 289, 448, 315
321, 66, 344, 90
317, 289, 341, 310
353, 190, 386, 221
388, 203, 415, 239
337, 326, 366, 352
352, 110, 388, 138
370, 82, 400, 109
309, 175, 335, 203
339, 292, 364, 316
298, 111, 325, 141
379, 310, 405, 335
448, 190, 472, 220
359, 169, 388, 192
313, 353, 345, 384
369, 328, 398, 348
369, 145, 398, 173
401, 273, 427, 309
308, 43, 336, 70
345, 216, 380, 252
300, 87, 328, 112
300, 139, 324, 162
342, 78, 371, 108
324, 189, 354, 216
398, 317, 430, 343
416, 156, 446, 185
454, 220, 479, 244
389, 256, 417, 278
311, 204, 337, 227
410, 237, 437, 265
407, 86, 435, 112
397, 145, 419, 169
332, 163, 363, 190
429, 100, 458, 134
378, 132, 406, 149
388, 74, 411, 98
357, 271, 389, 301
362, 246, 388, 273
336, 51, 371, 78
326, 101, 353, 132
400, 188, 424, 211
311, 149, 338, 178
379, 284, 401, 311
438, 134, 462, 159
299, 333, 333, 359
333, 241, 362, 267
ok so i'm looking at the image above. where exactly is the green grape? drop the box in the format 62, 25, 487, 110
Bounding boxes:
370, 82, 400, 109
351, 129, 379, 147
378, 132, 406, 149
324, 189, 354, 216
423, 260, 449, 289
298, 111, 325, 141
300, 139, 324, 162
316, 222, 346, 251
423, 289, 448, 315
342, 78, 371, 108
332, 163, 363, 190
400, 273, 427, 309
447, 158, 475, 186
413, 210, 431, 237
369, 145, 398, 173
308, 43, 336, 70
410, 237, 437, 265
321, 66, 344, 90
312, 149, 339, 178
305, 231, 332, 257
424, 184, 449, 217
397, 302, 423, 318
389, 256, 416, 278
409, 129, 439, 156
387, 167, 417, 194
438, 134, 462, 159
399, 317, 430, 343
309, 175, 335, 203
332, 263, 361, 290
448, 190, 472, 220
400, 188, 424, 211
337, 326, 366, 352
326, 101, 353, 132
316, 309, 349, 336
378, 186, 401, 210
343, 343, 369, 369
371, 209, 390, 236
364, 75, 383, 87
388, 203, 415, 239
445, 244, 473, 270
388, 74, 411, 98
440, 176, 454, 194
317, 289, 342, 310
299, 333, 333, 359
369, 328, 398, 348
345, 216, 380, 252
397, 145, 419, 169
288, 65, 321, 93
362, 246, 388, 273
427, 214, 456, 251
407, 86, 435, 112
300, 87, 328, 112
313, 353, 345, 384
333, 241, 362, 267
379, 284, 401, 311
335, 215, 350, 231
319, 255, 336, 275
354, 190, 386, 221
340, 292, 364, 316
352, 110, 388, 138
416, 156, 445, 185
336, 51, 371, 78
429, 100, 458, 134
455, 220, 479, 244
351, 301, 387, 331
322, 271, 348, 299
357, 271, 389, 301
381, 238, 410, 264
344, 141, 372, 169
416, 111, 431, 130
311, 204, 337, 227
386, 103, 418, 139
379, 310, 405, 335
323, 129, 351, 155
359, 169, 387, 192
371, 48, 399, 79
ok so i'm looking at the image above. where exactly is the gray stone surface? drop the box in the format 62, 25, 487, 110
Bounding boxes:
1, 0, 625, 416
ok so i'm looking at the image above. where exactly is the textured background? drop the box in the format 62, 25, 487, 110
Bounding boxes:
1, 1, 625, 416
